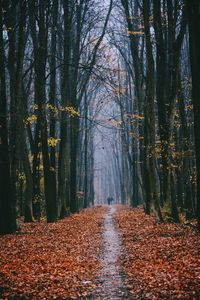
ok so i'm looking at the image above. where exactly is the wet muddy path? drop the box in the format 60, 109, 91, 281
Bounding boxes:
92, 206, 130, 299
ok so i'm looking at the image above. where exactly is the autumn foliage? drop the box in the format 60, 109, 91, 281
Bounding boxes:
0, 207, 108, 299
1, 206, 200, 299
115, 206, 200, 299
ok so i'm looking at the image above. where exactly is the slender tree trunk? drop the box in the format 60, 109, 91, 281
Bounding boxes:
37, 0, 57, 222
28, 0, 41, 220
83, 93, 89, 209
58, 0, 71, 218
22, 131, 34, 222
143, 0, 163, 221
70, 117, 79, 212
49, 0, 58, 215
32, 124, 42, 220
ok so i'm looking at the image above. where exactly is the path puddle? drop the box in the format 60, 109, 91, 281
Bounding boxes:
91, 206, 130, 299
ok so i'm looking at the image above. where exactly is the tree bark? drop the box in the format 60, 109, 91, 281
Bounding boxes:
37, 0, 57, 222
186, 0, 200, 229
0, 1, 16, 234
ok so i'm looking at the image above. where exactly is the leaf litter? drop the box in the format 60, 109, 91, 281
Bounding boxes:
1, 205, 200, 299
114, 206, 200, 300
0, 206, 108, 300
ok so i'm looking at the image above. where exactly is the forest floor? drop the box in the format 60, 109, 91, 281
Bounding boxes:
0, 205, 200, 300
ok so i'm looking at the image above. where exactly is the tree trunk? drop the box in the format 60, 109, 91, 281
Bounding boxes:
37, 0, 57, 222
0, 1, 16, 234
49, 0, 58, 215
58, 0, 71, 218
186, 0, 200, 229
143, 0, 163, 221
28, 0, 41, 220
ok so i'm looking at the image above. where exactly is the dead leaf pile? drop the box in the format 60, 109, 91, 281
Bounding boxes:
0, 206, 108, 300
115, 206, 200, 300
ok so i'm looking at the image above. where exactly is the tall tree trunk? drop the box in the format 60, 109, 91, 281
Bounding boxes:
121, 0, 146, 208
143, 0, 163, 221
37, 0, 57, 222
0, 1, 16, 234
186, 0, 200, 229
28, 0, 41, 220
49, 0, 58, 215
153, 0, 186, 222
5, 1, 18, 217
58, 0, 71, 218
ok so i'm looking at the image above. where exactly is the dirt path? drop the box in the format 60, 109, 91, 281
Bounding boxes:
92, 206, 129, 299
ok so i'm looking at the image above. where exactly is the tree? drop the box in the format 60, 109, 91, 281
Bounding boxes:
0, 0, 16, 234
186, 0, 200, 228
143, 0, 163, 221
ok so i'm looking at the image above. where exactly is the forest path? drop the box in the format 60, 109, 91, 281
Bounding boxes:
1, 206, 199, 299
92, 206, 129, 299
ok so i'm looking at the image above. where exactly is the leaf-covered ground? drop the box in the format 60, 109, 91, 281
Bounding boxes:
1, 205, 200, 299
115, 206, 200, 299
0, 206, 108, 300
